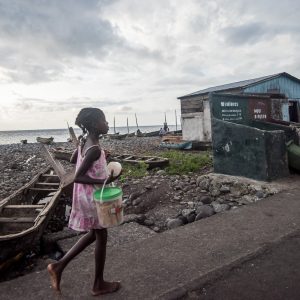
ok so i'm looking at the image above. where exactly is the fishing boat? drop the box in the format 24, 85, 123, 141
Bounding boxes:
136, 130, 160, 137
51, 147, 169, 169
52, 148, 73, 161
110, 154, 169, 169
36, 137, 54, 144
0, 167, 63, 265
159, 140, 193, 150
108, 133, 127, 140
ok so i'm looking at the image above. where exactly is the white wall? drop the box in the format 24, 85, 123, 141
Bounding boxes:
181, 100, 212, 141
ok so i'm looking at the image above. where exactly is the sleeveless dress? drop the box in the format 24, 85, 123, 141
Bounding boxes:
68, 145, 108, 232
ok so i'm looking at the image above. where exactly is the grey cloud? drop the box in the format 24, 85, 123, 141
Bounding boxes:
0, 0, 123, 82
14, 97, 133, 112
119, 106, 133, 112
222, 22, 269, 45
0, 0, 166, 83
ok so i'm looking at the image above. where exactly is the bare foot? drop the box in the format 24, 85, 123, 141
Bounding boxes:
91, 281, 121, 296
47, 263, 62, 292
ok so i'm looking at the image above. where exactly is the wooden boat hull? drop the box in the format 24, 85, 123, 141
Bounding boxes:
110, 154, 169, 169
0, 168, 62, 264
137, 130, 160, 137
159, 141, 193, 150
52, 148, 169, 169
36, 137, 54, 144
53, 148, 73, 161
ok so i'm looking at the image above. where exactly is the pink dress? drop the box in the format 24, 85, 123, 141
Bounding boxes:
68, 145, 108, 231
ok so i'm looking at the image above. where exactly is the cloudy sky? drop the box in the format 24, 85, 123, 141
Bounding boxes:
0, 0, 300, 130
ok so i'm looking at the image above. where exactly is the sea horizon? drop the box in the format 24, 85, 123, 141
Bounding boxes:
0, 125, 181, 145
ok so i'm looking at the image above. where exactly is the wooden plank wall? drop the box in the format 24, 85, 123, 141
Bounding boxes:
180, 96, 208, 114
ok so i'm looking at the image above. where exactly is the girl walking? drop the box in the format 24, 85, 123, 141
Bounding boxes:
47, 108, 121, 296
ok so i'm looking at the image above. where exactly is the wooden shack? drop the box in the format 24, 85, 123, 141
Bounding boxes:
178, 72, 300, 142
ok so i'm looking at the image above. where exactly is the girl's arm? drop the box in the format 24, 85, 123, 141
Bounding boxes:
70, 148, 78, 164
74, 147, 115, 185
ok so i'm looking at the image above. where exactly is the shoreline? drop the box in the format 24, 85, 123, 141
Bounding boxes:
0, 137, 162, 201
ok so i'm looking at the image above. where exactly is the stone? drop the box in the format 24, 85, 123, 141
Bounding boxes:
129, 191, 141, 201
132, 198, 142, 206
144, 219, 155, 226
195, 205, 214, 220
186, 213, 196, 223
196, 176, 210, 190
177, 215, 188, 224
156, 170, 166, 175
220, 185, 230, 193
200, 195, 212, 204
256, 190, 264, 199
153, 227, 160, 232
167, 218, 183, 229
211, 202, 230, 213
181, 209, 195, 218
122, 214, 145, 224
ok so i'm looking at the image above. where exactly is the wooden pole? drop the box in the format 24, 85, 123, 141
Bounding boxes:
114, 116, 116, 134
127, 117, 129, 134
135, 113, 139, 129
175, 110, 178, 131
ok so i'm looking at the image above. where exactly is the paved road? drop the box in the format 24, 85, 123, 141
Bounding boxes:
183, 232, 300, 300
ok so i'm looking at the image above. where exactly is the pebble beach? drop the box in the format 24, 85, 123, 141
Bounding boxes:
0, 136, 161, 201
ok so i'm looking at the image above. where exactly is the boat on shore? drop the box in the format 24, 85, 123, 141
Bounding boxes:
110, 154, 169, 169
0, 167, 63, 265
159, 140, 193, 150
52, 148, 169, 169
136, 130, 160, 137
52, 148, 73, 161
36, 137, 54, 145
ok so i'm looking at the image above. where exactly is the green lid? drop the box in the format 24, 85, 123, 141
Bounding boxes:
94, 187, 122, 202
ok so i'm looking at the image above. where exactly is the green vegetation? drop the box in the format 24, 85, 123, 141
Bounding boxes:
118, 150, 212, 180
119, 161, 148, 181
160, 150, 212, 175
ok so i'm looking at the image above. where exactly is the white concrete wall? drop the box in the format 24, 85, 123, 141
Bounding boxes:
181, 100, 212, 141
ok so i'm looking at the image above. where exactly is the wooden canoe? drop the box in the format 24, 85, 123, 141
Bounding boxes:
51, 148, 169, 169
110, 154, 169, 169
36, 137, 54, 144
159, 140, 193, 150
52, 148, 73, 161
137, 130, 160, 137
0, 167, 63, 265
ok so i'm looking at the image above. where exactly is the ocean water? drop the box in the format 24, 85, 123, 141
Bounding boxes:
0, 125, 181, 145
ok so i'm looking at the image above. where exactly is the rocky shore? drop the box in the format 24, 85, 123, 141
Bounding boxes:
1, 136, 295, 281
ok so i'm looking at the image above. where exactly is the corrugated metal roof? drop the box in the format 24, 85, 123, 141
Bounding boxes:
178, 72, 299, 99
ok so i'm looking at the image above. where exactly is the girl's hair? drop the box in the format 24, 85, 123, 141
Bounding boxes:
75, 108, 105, 143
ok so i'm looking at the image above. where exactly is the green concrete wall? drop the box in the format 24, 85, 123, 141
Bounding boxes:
212, 118, 289, 180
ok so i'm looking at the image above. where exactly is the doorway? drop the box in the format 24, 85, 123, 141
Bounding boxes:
289, 101, 299, 122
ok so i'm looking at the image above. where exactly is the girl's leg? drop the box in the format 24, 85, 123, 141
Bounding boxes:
48, 229, 96, 291
92, 228, 121, 296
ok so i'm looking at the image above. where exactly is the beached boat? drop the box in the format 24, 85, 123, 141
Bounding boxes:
110, 154, 169, 169
51, 147, 169, 169
136, 130, 160, 137
0, 167, 63, 264
159, 140, 193, 150
52, 148, 73, 161
36, 137, 54, 144
110, 132, 136, 139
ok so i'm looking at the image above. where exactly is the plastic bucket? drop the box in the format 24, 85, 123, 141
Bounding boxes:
94, 186, 123, 228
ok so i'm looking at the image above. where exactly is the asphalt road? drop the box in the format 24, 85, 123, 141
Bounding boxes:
183, 232, 300, 300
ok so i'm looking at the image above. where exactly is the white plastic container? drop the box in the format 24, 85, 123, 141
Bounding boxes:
94, 186, 123, 228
